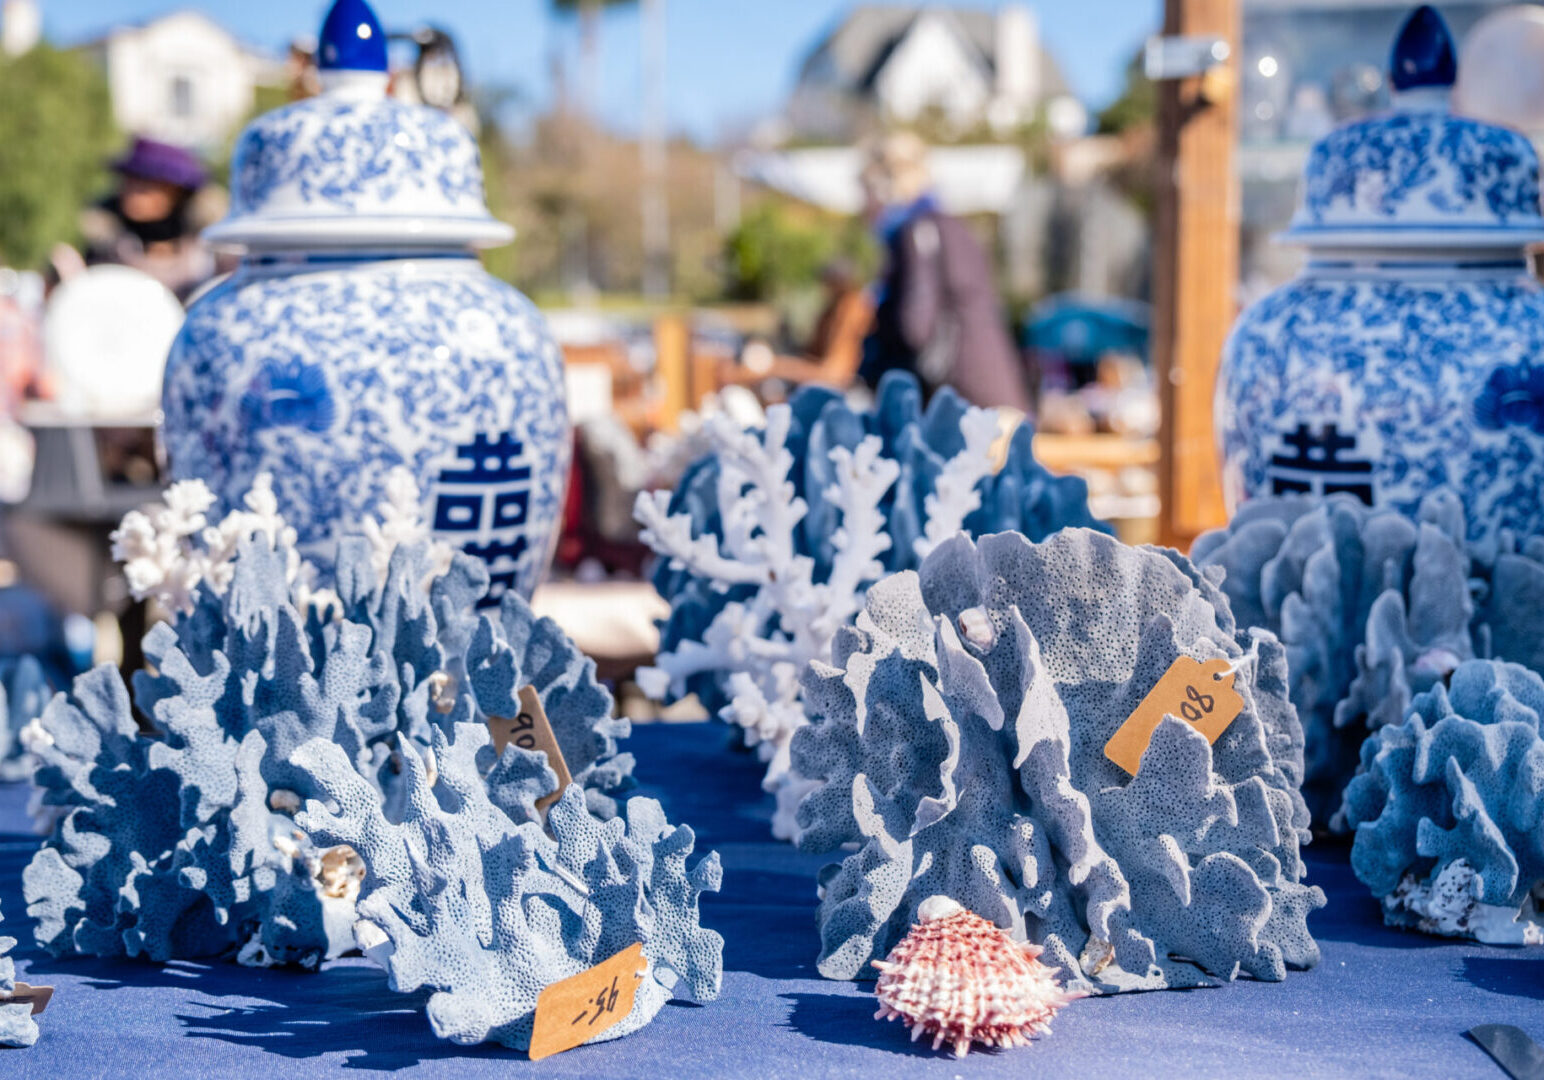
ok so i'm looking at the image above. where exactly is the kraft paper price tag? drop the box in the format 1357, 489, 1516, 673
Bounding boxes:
488, 685, 573, 815
528, 942, 646, 1061
1105, 656, 1244, 776
2, 982, 54, 1015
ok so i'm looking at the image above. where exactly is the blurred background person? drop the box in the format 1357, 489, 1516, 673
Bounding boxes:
857, 132, 1031, 413
77, 136, 218, 301
734, 257, 874, 391
0, 268, 44, 504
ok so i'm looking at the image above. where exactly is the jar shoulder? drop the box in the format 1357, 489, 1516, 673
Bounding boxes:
1229, 271, 1544, 341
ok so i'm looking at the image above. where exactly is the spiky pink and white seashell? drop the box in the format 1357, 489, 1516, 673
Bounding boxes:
873, 895, 1080, 1057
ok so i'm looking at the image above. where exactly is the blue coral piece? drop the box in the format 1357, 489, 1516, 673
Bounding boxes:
791, 529, 1322, 993
23, 527, 633, 968
0, 656, 48, 781
461, 595, 634, 821
1477, 531, 1544, 675
651, 370, 1107, 712
1194, 489, 1544, 828
0, 899, 38, 1048
23, 665, 195, 960
292, 712, 722, 1050
1342, 660, 1544, 937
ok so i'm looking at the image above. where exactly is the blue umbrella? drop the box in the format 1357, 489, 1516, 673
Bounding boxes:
1023, 292, 1150, 366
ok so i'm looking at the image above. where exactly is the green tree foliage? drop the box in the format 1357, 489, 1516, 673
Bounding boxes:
0, 44, 119, 269
723, 200, 875, 303
1097, 52, 1155, 135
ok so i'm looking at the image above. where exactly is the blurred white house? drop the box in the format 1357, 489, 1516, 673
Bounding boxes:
81, 10, 279, 152
736, 4, 1150, 301
2, 0, 40, 56
785, 4, 1085, 141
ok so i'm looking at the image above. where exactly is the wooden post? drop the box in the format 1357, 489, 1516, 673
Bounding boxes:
690, 350, 720, 411
1152, 0, 1239, 550
654, 313, 690, 433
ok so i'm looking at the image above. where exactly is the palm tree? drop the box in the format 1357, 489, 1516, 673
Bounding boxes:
638, 0, 668, 297
550, 0, 671, 298
550, 0, 635, 119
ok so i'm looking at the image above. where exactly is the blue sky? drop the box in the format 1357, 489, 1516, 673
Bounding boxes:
40, 1, 1158, 142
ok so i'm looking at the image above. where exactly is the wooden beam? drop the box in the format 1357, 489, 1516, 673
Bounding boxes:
653, 313, 690, 434
1152, 0, 1239, 550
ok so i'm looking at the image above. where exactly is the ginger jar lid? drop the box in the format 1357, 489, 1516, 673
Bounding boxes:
204, 0, 512, 252
1282, 5, 1544, 251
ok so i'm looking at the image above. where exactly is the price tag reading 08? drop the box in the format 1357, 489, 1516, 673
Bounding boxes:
1103, 656, 1245, 776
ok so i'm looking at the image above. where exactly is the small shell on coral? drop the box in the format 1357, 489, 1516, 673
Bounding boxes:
427, 670, 457, 714
318, 844, 365, 901
873, 895, 1080, 1057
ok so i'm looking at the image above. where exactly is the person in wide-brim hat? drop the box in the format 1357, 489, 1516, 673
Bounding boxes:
856, 132, 1032, 413
78, 136, 219, 300
109, 136, 209, 192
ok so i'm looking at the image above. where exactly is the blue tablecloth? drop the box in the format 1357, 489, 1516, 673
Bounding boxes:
2, 721, 1540, 1079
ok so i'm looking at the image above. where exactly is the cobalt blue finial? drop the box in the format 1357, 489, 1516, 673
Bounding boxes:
318, 0, 387, 73
1389, 5, 1457, 91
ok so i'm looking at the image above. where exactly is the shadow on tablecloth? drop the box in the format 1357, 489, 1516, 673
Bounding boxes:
1461, 955, 1544, 1001
14, 947, 516, 1070
781, 991, 939, 1057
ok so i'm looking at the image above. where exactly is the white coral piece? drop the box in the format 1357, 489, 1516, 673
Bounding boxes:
360, 466, 454, 584
1387, 861, 1544, 946
636, 402, 999, 839
112, 469, 449, 619
113, 474, 310, 615
914, 406, 999, 560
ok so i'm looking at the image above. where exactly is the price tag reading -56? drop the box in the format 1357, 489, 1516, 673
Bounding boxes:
1104, 656, 1244, 776
572, 975, 622, 1027
528, 942, 646, 1060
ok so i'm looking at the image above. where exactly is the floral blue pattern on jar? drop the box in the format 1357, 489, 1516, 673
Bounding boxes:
239, 358, 338, 434
1217, 6, 1544, 545
162, 0, 568, 602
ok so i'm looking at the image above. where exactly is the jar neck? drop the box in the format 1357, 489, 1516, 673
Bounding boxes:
237, 249, 481, 274
1302, 251, 1533, 281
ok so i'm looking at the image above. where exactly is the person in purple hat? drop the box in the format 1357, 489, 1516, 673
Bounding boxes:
78, 136, 217, 300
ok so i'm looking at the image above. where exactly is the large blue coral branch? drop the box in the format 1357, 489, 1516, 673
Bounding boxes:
639, 372, 1106, 839
792, 530, 1322, 993
23, 473, 634, 968
1342, 659, 1544, 943
1193, 489, 1544, 828
291, 712, 722, 1050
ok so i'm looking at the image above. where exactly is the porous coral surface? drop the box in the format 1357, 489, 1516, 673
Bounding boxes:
0, 899, 38, 1048
1193, 490, 1544, 827
1342, 659, 1544, 943
792, 529, 1323, 993
640, 372, 1105, 837
292, 712, 723, 1050
22, 474, 632, 967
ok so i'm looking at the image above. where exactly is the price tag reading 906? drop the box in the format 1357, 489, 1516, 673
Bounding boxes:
528, 943, 646, 1060
487, 685, 573, 815
1104, 656, 1244, 776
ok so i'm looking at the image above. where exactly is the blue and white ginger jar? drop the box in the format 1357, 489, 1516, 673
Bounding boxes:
1218, 5, 1544, 543
163, 0, 568, 604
